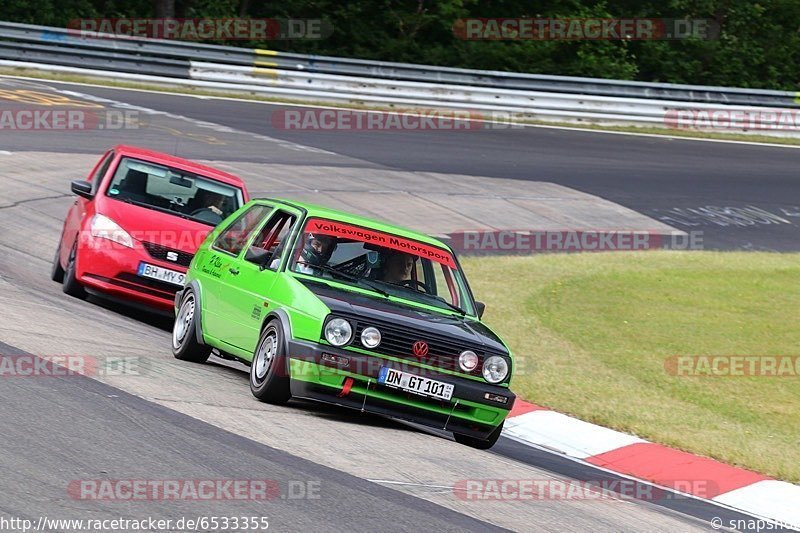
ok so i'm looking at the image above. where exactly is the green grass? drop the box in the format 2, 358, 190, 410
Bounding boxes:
461, 251, 800, 482
2, 67, 800, 146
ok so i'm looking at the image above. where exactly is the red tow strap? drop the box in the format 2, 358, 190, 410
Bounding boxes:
338, 377, 354, 397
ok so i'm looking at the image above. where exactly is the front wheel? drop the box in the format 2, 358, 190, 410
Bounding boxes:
62, 242, 86, 299
172, 289, 211, 363
50, 242, 65, 283
454, 421, 504, 450
250, 321, 291, 405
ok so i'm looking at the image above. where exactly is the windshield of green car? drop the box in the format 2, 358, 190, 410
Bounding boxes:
105, 157, 244, 226
289, 218, 476, 315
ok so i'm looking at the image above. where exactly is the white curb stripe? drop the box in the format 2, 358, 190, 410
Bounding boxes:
713, 480, 800, 527
504, 407, 800, 529
503, 410, 646, 459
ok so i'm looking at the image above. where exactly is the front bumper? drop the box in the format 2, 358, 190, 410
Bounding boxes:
77, 240, 185, 311
287, 339, 515, 439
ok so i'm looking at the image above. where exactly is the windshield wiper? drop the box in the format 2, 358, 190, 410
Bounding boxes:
397, 284, 467, 316
370, 278, 468, 316
434, 297, 467, 316
297, 261, 390, 298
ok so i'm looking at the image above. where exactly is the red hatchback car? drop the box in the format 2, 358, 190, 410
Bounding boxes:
52, 145, 249, 313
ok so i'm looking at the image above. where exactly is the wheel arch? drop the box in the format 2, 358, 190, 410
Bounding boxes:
261, 309, 292, 355
184, 279, 206, 344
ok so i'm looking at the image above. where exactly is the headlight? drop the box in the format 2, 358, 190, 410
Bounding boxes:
482, 356, 509, 384
90, 214, 134, 248
360, 326, 381, 348
324, 318, 352, 347
459, 350, 479, 372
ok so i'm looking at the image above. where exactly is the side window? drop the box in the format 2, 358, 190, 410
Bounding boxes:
213, 205, 272, 256
90, 151, 115, 194
247, 211, 297, 270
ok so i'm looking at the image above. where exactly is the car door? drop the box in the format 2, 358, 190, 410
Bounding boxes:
215, 209, 300, 355
201, 203, 274, 340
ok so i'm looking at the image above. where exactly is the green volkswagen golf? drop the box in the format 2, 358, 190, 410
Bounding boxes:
172, 199, 515, 449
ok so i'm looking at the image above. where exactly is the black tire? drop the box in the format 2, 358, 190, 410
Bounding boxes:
50, 242, 65, 283
454, 421, 504, 450
62, 242, 86, 299
172, 289, 211, 363
250, 320, 291, 405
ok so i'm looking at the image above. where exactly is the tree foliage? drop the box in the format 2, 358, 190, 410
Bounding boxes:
2, 0, 799, 89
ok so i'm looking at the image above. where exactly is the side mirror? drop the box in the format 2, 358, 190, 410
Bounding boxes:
70, 180, 93, 200
245, 246, 271, 270
475, 300, 486, 319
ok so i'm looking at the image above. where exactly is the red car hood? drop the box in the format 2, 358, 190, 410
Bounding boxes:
101, 199, 213, 253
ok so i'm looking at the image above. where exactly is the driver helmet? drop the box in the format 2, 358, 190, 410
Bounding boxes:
301, 233, 337, 266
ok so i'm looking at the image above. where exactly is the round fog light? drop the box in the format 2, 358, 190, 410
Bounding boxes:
360, 326, 381, 348
482, 356, 509, 384
459, 350, 479, 372
324, 318, 352, 347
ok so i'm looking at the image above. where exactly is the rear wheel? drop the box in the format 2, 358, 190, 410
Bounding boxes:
454, 421, 504, 450
50, 242, 65, 283
172, 289, 211, 363
250, 321, 291, 405
62, 242, 86, 299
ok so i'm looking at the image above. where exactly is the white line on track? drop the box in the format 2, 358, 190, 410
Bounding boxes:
59, 88, 338, 155
367, 477, 639, 504
367, 479, 455, 489
28, 83, 337, 156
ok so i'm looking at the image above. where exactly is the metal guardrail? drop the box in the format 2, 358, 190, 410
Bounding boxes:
0, 21, 255, 67
2, 20, 796, 108
0, 40, 190, 77
251, 51, 800, 109
0, 20, 798, 136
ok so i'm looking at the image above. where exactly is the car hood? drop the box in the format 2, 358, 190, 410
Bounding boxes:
100, 198, 212, 253
299, 279, 509, 355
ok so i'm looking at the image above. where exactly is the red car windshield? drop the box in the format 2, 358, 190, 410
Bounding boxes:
290, 218, 475, 315
105, 157, 244, 226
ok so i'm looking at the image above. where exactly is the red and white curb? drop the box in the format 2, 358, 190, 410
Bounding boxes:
503, 400, 800, 527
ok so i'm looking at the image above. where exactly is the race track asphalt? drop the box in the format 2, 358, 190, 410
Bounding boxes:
0, 342, 502, 532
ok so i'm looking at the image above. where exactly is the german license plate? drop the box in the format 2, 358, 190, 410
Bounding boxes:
377, 367, 454, 401
137, 262, 185, 286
